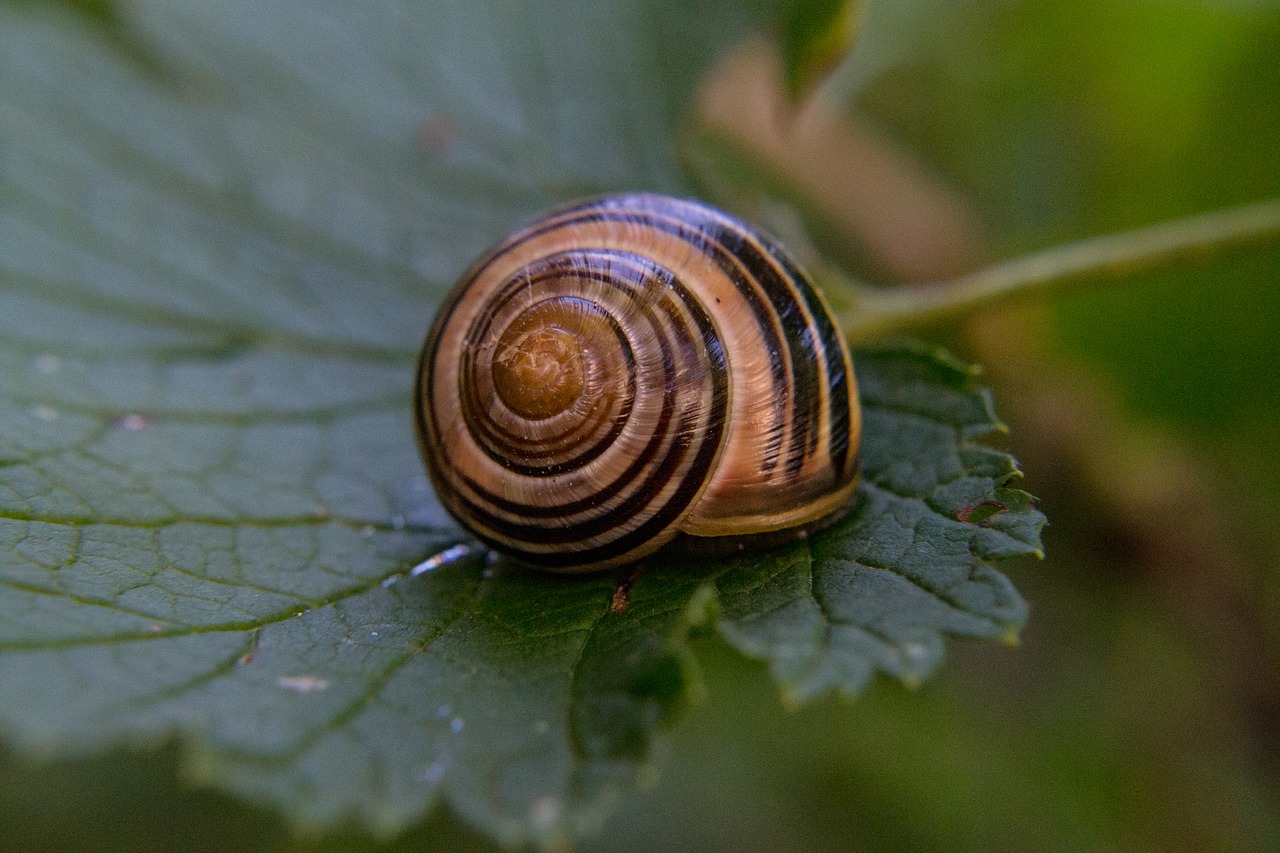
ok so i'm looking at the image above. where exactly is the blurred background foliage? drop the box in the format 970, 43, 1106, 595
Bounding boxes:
3, 0, 1278, 850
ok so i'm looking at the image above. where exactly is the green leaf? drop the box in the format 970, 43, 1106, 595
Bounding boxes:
779, 0, 866, 100
715, 344, 1040, 705
0, 1, 1042, 847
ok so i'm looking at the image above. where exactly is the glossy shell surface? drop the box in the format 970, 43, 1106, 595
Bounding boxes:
416, 193, 861, 571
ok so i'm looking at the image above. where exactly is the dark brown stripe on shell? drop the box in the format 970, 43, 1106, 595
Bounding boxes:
453, 264, 729, 565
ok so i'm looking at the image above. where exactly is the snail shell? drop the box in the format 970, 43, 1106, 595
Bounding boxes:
415, 193, 861, 572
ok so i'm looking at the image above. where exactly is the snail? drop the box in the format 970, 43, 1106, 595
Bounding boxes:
415, 193, 861, 572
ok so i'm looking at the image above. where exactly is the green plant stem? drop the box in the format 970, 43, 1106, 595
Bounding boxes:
824, 197, 1280, 344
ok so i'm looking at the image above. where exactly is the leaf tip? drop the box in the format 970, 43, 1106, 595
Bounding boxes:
781, 0, 867, 102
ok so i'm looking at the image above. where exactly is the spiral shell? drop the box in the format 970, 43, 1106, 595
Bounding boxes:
415, 193, 861, 571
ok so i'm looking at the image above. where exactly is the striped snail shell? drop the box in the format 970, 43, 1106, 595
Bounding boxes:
415, 193, 861, 572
